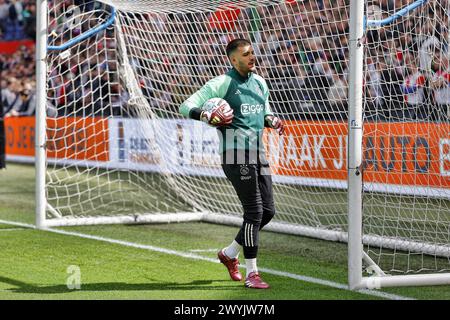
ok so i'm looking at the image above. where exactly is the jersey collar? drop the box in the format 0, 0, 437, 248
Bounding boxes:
230, 68, 252, 82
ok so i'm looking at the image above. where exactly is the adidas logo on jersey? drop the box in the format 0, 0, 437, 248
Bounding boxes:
235, 89, 241, 95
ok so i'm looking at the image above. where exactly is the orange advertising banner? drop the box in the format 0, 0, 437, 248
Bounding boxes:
266, 121, 450, 189
5, 116, 109, 161
4, 117, 450, 190
4, 116, 35, 157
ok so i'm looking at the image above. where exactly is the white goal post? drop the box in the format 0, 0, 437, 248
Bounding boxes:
35, 0, 450, 289
347, 0, 450, 289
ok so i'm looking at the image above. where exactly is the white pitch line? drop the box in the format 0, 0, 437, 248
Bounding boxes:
0, 220, 35, 229
0, 219, 413, 300
189, 249, 220, 253
0, 228, 27, 232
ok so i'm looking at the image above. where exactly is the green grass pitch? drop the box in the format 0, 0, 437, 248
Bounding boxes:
1, 163, 450, 300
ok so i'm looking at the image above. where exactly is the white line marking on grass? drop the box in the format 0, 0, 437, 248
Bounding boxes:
0, 219, 413, 300
0, 220, 35, 228
0, 228, 27, 232
189, 249, 220, 253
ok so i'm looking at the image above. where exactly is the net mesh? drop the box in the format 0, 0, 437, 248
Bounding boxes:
363, 0, 450, 274
44, 0, 450, 275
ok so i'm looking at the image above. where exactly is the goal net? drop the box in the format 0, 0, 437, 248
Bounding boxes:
39, 0, 450, 286
361, 0, 450, 283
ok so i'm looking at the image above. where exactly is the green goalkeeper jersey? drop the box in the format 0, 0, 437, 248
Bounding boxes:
179, 68, 273, 153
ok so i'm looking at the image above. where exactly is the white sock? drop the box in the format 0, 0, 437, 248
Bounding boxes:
223, 240, 240, 259
245, 258, 258, 277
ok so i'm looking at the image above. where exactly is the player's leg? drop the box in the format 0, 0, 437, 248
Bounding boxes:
222, 163, 262, 255
217, 163, 254, 281
220, 163, 269, 288
258, 163, 275, 230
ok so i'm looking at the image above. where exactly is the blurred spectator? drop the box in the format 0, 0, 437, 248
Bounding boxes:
4, 82, 36, 117
378, 54, 405, 121
0, 0, 36, 40
22, 2, 35, 39
1, 44, 36, 117
1, 77, 24, 115
365, 56, 384, 121
401, 53, 425, 121
431, 53, 450, 122
0, 0, 9, 38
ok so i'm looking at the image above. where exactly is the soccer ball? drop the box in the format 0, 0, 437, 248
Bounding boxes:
202, 97, 231, 112
202, 98, 233, 126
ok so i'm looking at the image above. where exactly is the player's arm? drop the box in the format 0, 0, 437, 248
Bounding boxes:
256, 75, 285, 135
179, 75, 232, 125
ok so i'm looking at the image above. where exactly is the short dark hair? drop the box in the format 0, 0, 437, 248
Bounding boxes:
226, 38, 251, 58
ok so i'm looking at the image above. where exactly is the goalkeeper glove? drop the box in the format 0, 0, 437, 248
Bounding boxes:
201, 105, 234, 127
265, 115, 285, 135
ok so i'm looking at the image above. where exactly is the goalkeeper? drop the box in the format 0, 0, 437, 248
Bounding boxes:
179, 38, 284, 289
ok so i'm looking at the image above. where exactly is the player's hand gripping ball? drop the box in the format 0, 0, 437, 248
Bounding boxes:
202, 98, 234, 127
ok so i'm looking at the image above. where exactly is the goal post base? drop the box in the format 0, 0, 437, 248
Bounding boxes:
356, 273, 450, 290
40, 212, 204, 228
202, 212, 349, 242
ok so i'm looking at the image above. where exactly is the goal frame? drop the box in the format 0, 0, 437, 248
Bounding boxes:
35, 0, 46, 230
347, 0, 450, 289
34, 0, 450, 290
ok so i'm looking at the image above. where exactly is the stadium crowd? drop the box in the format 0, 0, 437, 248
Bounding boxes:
0, 43, 38, 117
1, 0, 450, 122
123, 0, 450, 122
0, 0, 37, 119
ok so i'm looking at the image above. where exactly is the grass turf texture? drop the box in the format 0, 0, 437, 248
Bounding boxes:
1, 163, 450, 300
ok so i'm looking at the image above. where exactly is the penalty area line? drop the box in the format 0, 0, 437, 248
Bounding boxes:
0, 219, 413, 300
